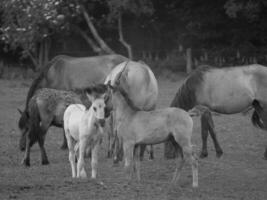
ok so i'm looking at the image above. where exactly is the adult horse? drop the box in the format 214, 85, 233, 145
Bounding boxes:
165, 64, 267, 159
104, 60, 158, 162
18, 54, 128, 150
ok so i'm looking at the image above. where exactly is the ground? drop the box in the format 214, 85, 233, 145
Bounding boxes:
0, 78, 267, 200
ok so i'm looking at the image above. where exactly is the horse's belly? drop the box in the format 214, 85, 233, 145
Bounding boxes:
199, 73, 255, 114
135, 124, 169, 144
206, 90, 253, 114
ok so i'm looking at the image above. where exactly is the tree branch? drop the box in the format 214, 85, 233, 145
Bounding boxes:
72, 25, 103, 54
118, 10, 133, 59
81, 6, 115, 54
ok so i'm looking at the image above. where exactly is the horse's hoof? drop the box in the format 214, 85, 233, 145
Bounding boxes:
216, 150, 223, 158
199, 151, 208, 159
21, 159, 30, 167
42, 160, 50, 165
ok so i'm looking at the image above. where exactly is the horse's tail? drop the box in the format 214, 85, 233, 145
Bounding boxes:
251, 100, 265, 129
25, 56, 63, 111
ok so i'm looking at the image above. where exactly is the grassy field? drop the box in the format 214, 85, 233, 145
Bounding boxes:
0, 78, 267, 200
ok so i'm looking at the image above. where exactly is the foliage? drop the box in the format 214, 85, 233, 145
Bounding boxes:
0, 0, 64, 61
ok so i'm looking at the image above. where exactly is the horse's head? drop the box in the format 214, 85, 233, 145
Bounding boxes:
85, 87, 112, 127
17, 109, 29, 151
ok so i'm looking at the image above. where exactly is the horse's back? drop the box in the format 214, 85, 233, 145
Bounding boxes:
195, 64, 267, 113
32, 89, 82, 125
129, 107, 192, 144
105, 60, 158, 110
44, 54, 128, 90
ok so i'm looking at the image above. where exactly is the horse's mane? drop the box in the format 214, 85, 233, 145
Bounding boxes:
83, 84, 108, 95
25, 55, 69, 111
116, 86, 141, 111
170, 65, 212, 111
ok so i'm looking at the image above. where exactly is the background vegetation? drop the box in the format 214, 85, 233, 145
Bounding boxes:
0, 0, 267, 78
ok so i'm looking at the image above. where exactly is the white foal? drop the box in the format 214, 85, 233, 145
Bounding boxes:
64, 95, 106, 179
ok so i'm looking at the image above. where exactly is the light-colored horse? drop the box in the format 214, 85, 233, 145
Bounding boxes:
104, 60, 158, 161
106, 81, 198, 188
64, 93, 106, 178
168, 64, 267, 158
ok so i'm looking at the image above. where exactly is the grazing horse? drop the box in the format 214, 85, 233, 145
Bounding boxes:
18, 54, 128, 150
166, 64, 267, 159
106, 82, 198, 188
21, 88, 82, 166
104, 60, 158, 162
64, 91, 107, 179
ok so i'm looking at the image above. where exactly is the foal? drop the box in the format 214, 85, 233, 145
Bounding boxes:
64, 93, 106, 178
108, 84, 198, 188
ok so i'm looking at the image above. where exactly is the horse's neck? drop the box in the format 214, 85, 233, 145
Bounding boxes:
83, 107, 96, 128
113, 91, 135, 119
170, 87, 195, 111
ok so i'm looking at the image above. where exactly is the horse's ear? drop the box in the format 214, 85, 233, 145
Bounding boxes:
84, 87, 92, 95
86, 93, 95, 102
17, 108, 23, 115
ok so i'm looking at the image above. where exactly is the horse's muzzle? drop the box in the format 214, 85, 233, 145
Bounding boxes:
98, 119, 105, 127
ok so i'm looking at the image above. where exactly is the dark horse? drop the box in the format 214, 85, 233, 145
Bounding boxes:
165, 64, 267, 159
18, 54, 128, 151
21, 88, 81, 166
21, 85, 111, 166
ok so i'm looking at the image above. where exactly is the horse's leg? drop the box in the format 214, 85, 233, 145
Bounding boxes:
37, 133, 49, 165
183, 146, 198, 188
77, 138, 88, 178
21, 127, 37, 166
202, 110, 223, 158
133, 145, 141, 181
60, 130, 68, 150
21, 135, 33, 166
264, 147, 267, 160
38, 121, 51, 165
149, 145, 154, 160
200, 114, 209, 158
66, 134, 76, 178
171, 143, 184, 184
123, 143, 134, 180
208, 123, 223, 158
91, 143, 99, 179
139, 145, 146, 161
107, 116, 113, 158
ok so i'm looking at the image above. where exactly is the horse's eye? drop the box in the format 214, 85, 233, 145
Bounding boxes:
93, 107, 97, 112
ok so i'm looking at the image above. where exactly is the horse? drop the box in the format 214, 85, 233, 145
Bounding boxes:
106, 81, 198, 188
104, 60, 158, 162
166, 64, 267, 159
20, 84, 110, 166
18, 54, 128, 151
21, 88, 82, 166
64, 91, 107, 178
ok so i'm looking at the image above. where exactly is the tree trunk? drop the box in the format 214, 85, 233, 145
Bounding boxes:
25, 49, 39, 71
186, 48, 192, 73
81, 6, 115, 54
72, 25, 103, 55
118, 11, 133, 59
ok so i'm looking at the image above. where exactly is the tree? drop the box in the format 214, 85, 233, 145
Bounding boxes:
0, 0, 64, 70
0, 0, 154, 68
